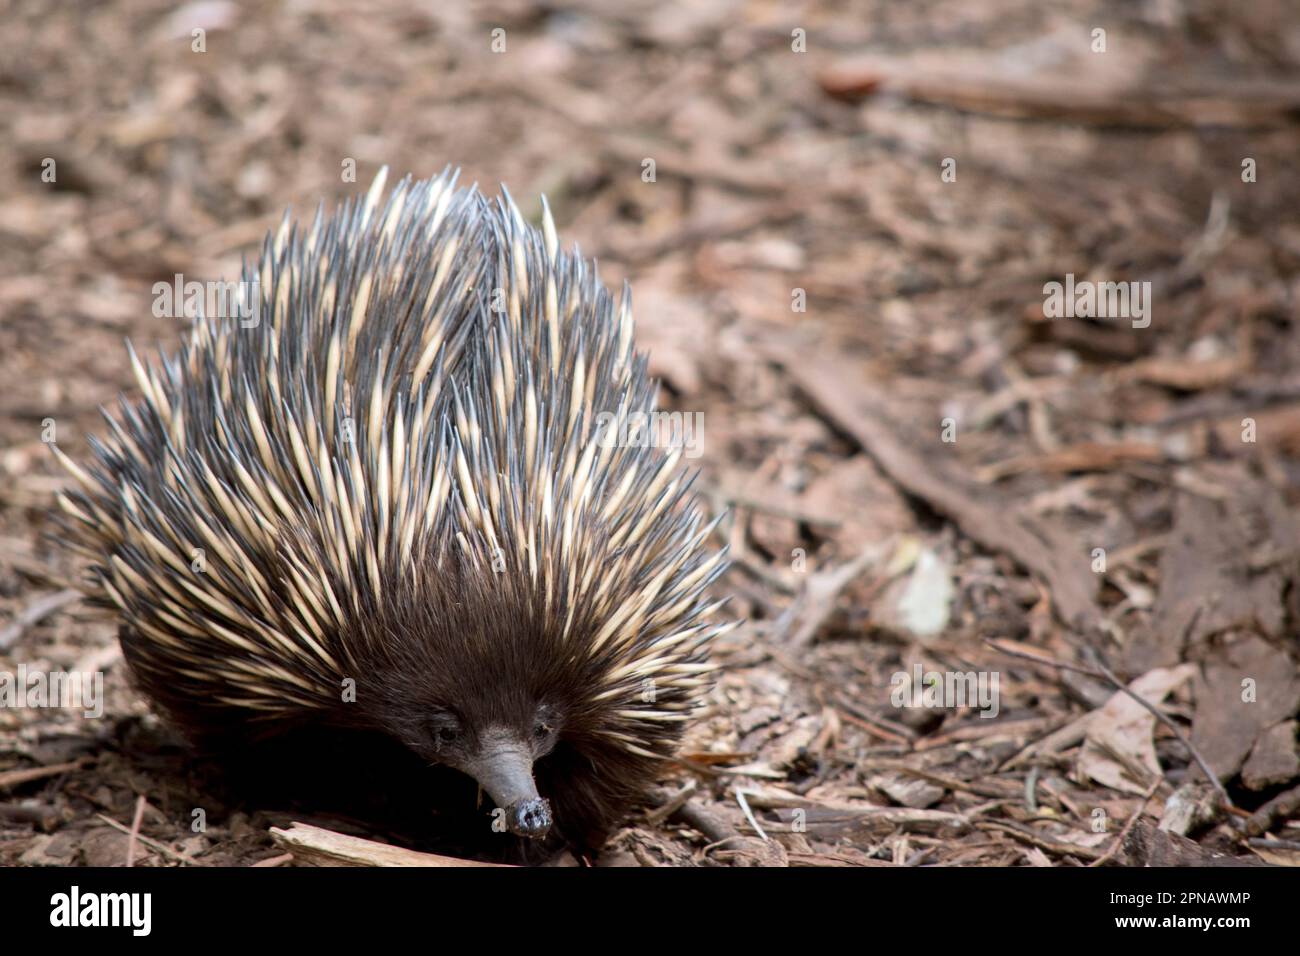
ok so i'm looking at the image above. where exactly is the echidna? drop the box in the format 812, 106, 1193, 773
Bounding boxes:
53, 168, 730, 850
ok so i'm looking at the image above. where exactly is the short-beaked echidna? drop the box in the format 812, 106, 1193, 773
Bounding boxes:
53, 168, 731, 850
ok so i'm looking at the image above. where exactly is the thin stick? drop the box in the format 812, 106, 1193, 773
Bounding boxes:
0, 758, 90, 790
125, 794, 147, 868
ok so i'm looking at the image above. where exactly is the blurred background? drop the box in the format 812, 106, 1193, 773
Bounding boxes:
2, 0, 1300, 866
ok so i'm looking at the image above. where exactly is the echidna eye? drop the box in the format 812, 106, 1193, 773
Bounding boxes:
429, 715, 462, 750
532, 705, 559, 742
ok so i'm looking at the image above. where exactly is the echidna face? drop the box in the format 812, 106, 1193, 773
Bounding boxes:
410, 702, 562, 839
352, 578, 588, 841
367, 695, 561, 840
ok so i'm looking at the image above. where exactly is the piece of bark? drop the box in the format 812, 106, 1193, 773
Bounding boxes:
1241, 721, 1300, 792
269, 822, 510, 867
1125, 474, 1298, 672
1189, 637, 1300, 784
871, 772, 945, 809
1125, 819, 1269, 867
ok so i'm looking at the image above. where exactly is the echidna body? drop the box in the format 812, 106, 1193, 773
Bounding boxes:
54, 169, 730, 849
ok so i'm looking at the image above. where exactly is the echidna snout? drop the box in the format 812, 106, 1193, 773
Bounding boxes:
352, 581, 591, 842
454, 726, 555, 839
508, 797, 554, 840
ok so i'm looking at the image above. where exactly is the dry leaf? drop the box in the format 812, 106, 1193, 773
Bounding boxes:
1079, 665, 1196, 795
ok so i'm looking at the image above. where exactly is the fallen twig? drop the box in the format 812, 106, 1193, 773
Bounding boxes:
125, 794, 147, 868
819, 55, 1300, 128
0, 758, 91, 790
1243, 783, 1300, 838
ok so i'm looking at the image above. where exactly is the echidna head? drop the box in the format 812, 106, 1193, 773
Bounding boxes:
413, 703, 561, 840
351, 562, 602, 842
